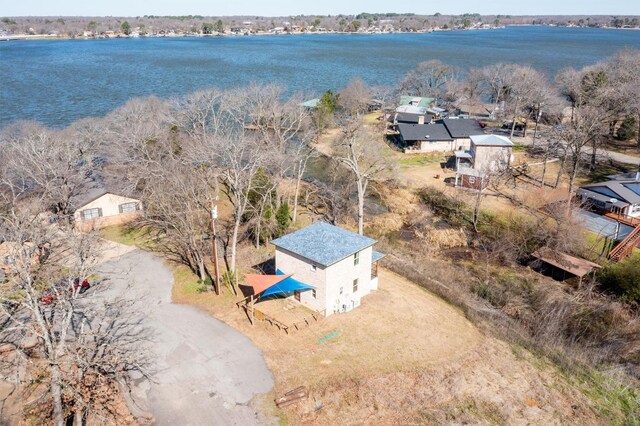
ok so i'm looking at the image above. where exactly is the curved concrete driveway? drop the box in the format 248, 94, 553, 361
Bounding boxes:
95, 244, 274, 425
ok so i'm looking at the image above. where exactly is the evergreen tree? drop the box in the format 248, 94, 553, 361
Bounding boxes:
617, 115, 638, 141
120, 21, 131, 35
275, 203, 291, 236
202, 22, 214, 34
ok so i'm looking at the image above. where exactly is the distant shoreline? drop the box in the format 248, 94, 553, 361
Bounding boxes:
2, 24, 638, 42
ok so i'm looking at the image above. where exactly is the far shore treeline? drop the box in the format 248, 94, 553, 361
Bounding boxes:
1, 12, 639, 38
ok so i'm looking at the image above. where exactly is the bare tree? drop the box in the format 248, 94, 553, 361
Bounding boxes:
556, 68, 585, 125
303, 165, 355, 226
601, 50, 640, 146
137, 157, 214, 283
554, 106, 605, 214
172, 88, 225, 142
337, 78, 372, 117
214, 135, 264, 274
505, 66, 557, 138
333, 121, 394, 234
0, 200, 148, 425
398, 60, 457, 99
0, 122, 98, 217
475, 63, 518, 116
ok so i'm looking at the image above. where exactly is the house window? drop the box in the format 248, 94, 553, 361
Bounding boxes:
311, 264, 317, 272
339, 287, 343, 295
354, 251, 360, 266
119, 202, 139, 214
353, 279, 359, 293
80, 208, 102, 220
312, 289, 317, 299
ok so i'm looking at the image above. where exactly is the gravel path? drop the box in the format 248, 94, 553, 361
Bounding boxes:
95, 244, 274, 425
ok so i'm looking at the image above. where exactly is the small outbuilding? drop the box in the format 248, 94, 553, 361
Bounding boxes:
532, 248, 601, 284
454, 166, 488, 191
453, 135, 513, 191
271, 222, 384, 316
468, 134, 514, 172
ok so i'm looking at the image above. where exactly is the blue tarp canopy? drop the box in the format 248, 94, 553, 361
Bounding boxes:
260, 269, 316, 298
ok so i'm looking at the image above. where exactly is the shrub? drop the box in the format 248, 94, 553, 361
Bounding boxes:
275, 202, 291, 236
598, 253, 640, 303
617, 115, 638, 141
418, 187, 467, 227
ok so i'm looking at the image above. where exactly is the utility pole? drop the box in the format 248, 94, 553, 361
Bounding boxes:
210, 202, 221, 295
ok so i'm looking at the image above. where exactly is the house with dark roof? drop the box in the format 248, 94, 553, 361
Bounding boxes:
397, 118, 487, 153
438, 119, 485, 149
578, 176, 640, 218
397, 123, 456, 152
72, 190, 143, 232
391, 112, 435, 126
271, 222, 384, 316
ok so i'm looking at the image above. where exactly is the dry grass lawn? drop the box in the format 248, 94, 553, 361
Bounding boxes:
174, 266, 483, 388
172, 258, 600, 425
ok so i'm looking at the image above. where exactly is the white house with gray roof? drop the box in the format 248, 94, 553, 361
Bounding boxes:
271, 222, 384, 316
454, 135, 514, 190
578, 176, 640, 218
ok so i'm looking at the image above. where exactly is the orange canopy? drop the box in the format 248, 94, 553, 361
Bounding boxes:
245, 273, 291, 295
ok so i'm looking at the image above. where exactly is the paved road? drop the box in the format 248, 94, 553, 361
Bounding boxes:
95, 246, 274, 425
506, 131, 640, 166
484, 125, 640, 166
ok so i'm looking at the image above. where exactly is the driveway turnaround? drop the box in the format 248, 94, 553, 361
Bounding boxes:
95, 245, 274, 425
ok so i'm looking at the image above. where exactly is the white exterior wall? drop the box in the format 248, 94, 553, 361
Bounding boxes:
324, 246, 373, 315
417, 140, 456, 152
452, 137, 471, 151
275, 246, 374, 316
73, 193, 142, 221
275, 249, 328, 313
471, 144, 513, 172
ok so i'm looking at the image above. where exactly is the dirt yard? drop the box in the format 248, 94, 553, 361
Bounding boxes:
173, 262, 601, 425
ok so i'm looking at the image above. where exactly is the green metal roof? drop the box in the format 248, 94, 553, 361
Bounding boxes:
399, 96, 436, 108
301, 98, 320, 108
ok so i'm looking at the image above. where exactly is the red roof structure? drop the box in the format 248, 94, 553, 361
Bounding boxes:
245, 273, 291, 295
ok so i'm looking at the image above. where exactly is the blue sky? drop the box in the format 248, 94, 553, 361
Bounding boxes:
2, 0, 639, 17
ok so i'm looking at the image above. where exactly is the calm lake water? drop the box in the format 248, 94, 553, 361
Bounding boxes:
1, 26, 639, 128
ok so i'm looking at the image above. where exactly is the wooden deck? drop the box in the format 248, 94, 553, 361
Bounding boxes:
248, 298, 324, 333
604, 212, 640, 227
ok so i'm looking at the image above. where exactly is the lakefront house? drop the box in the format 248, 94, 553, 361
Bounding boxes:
271, 222, 384, 316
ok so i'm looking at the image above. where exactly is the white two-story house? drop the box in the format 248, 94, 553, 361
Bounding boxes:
271, 222, 384, 316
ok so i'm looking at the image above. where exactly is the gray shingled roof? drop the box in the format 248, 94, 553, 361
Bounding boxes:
577, 188, 630, 208
395, 112, 434, 124
439, 119, 485, 138
580, 180, 640, 205
372, 250, 385, 263
398, 123, 453, 142
470, 134, 513, 147
271, 222, 377, 267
